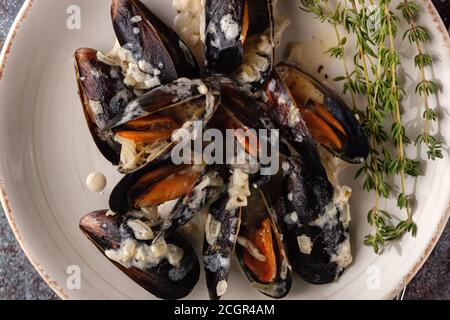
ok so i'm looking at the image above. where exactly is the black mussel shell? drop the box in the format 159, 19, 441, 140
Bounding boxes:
80, 210, 200, 300
235, 188, 292, 299
107, 78, 221, 174
280, 156, 353, 284
264, 61, 369, 163
112, 0, 199, 84
203, 193, 241, 300
204, 0, 246, 74
74, 48, 136, 165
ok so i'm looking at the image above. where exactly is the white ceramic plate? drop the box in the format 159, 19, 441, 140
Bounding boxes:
0, 0, 449, 300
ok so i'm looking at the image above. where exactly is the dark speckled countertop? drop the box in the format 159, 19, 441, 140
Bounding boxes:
0, 0, 449, 300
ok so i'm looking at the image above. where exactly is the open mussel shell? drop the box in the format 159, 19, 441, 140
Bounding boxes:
110, 159, 208, 217
109, 159, 185, 215
110, 160, 225, 240
235, 188, 292, 299
80, 210, 200, 300
109, 78, 218, 128
74, 48, 136, 165
203, 193, 241, 300
264, 61, 369, 164
112, 0, 199, 84
280, 156, 353, 284
107, 78, 221, 174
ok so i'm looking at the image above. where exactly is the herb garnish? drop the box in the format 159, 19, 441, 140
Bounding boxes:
300, 0, 442, 253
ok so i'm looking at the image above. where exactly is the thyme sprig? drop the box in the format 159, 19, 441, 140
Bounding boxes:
299, 0, 441, 253
397, 0, 443, 160
376, 0, 418, 250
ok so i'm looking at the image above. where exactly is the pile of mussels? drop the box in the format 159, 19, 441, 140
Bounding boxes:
75, 0, 369, 300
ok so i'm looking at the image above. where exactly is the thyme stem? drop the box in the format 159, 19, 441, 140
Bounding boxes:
300, 0, 433, 253
385, 2, 411, 219
332, 22, 358, 110
398, 0, 443, 160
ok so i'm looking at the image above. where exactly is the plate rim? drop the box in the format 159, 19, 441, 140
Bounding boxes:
0, 0, 69, 300
0, 0, 449, 300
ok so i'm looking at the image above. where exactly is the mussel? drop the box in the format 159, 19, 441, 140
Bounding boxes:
75, 0, 201, 167
109, 159, 225, 239
263, 61, 369, 163
80, 210, 200, 299
107, 78, 221, 173
235, 187, 292, 298
279, 139, 353, 284
204, 0, 278, 91
111, 0, 199, 89
75, 48, 136, 165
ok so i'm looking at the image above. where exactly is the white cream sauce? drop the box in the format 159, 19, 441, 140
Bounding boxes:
105, 237, 185, 271
330, 237, 352, 273
85, 171, 107, 193
97, 41, 161, 91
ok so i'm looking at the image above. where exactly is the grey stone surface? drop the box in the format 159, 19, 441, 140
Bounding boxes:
0, 0, 448, 300
0, 0, 22, 42
0, 213, 58, 300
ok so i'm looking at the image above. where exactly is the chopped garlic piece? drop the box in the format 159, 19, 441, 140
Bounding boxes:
197, 83, 208, 95
205, 214, 222, 246
103, 41, 161, 90
237, 236, 266, 262
131, 15, 142, 23
226, 169, 251, 211
105, 249, 123, 263
151, 239, 168, 259
297, 235, 313, 255
88, 100, 103, 117
106, 210, 116, 217
284, 211, 299, 225
114, 134, 139, 171
166, 244, 184, 267
122, 239, 137, 263
216, 280, 228, 297
127, 219, 154, 240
